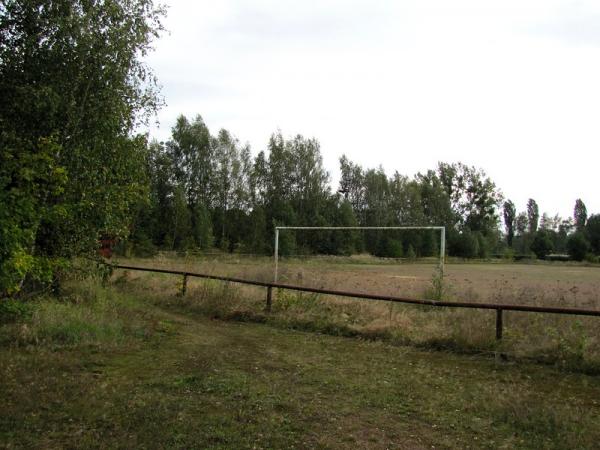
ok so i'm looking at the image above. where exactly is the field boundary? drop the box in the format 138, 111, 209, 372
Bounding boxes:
110, 263, 600, 340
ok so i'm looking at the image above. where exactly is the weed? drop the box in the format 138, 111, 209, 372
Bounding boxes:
422, 267, 450, 301
0, 280, 155, 348
0, 299, 32, 324
170, 279, 245, 319
274, 289, 321, 312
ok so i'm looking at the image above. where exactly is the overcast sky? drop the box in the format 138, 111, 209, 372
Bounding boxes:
145, 0, 600, 219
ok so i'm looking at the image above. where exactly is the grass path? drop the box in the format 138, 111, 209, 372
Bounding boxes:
2, 302, 600, 449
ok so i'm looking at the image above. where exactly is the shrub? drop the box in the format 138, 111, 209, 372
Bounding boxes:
386, 239, 403, 258
0, 280, 153, 347
586, 214, 600, 255
475, 232, 491, 258
0, 299, 32, 324
531, 230, 554, 259
502, 248, 515, 260
423, 269, 449, 301
566, 232, 589, 261
449, 230, 479, 258
374, 237, 403, 258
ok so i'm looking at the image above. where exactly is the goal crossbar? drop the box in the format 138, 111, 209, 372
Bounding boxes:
274, 226, 446, 282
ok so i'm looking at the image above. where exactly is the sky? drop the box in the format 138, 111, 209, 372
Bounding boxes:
144, 0, 600, 219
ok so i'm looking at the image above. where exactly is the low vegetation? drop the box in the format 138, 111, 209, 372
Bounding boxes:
2, 277, 600, 449
114, 264, 600, 375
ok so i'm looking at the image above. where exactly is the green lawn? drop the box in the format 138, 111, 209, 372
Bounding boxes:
2, 284, 600, 449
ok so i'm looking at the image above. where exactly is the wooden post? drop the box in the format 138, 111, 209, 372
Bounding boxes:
180, 273, 188, 297
266, 286, 273, 312
495, 308, 503, 340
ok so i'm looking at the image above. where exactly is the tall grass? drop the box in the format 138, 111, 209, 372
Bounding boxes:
112, 269, 600, 374
8, 260, 594, 372
0, 279, 156, 348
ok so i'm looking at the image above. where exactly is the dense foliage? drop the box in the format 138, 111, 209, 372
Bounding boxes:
129, 114, 506, 257
0, 0, 164, 296
124, 114, 599, 262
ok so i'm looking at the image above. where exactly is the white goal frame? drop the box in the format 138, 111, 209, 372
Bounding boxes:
274, 226, 446, 282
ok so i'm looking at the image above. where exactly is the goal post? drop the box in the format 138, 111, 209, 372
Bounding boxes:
273, 226, 445, 282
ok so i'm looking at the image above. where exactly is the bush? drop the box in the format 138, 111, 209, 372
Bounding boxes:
449, 230, 479, 258
423, 269, 449, 301
586, 214, 600, 255
531, 231, 554, 259
386, 239, 403, 258
278, 232, 297, 257
476, 232, 490, 258
0, 299, 32, 324
566, 232, 590, 261
374, 237, 403, 258
502, 248, 515, 260
0, 280, 153, 347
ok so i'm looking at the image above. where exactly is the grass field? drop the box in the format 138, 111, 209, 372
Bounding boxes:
116, 253, 600, 308
105, 254, 600, 371
2, 279, 600, 449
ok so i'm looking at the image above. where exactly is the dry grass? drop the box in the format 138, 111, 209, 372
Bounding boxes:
116, 253, 600, 307
110, 255, 600, 373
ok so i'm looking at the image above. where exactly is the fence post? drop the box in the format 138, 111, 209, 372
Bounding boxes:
180, 273, 188, 297
266, 286, 273, 312
495, 308, 503, 340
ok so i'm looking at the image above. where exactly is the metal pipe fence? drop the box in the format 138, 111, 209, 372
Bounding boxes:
110, 263, 600, 340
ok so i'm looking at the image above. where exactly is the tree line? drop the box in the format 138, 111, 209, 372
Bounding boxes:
125, 114, 600, 263
502, 198, 600, 261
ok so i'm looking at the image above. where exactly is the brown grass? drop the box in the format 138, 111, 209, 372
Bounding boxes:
116, 253, 600, 307
109, 255, 600, 373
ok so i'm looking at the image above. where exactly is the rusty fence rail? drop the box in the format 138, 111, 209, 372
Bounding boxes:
110, 263, 600, 341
